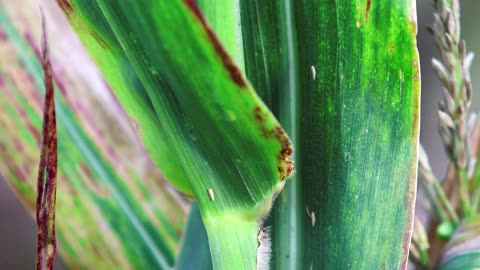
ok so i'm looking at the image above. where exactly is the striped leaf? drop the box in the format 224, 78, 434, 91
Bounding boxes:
219, 1, 420, 269
438, 216, 480, 270
0, 3, 188, 269
58, 1, 294, 269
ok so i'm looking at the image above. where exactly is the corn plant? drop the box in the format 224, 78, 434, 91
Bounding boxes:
0, 0, 479, 269
410, 1, 480, 269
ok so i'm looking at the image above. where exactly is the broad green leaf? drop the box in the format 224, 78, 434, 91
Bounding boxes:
56, 0, 194, 195
237, 2, 301, 269
0, 3, 188, 269
286, 1, 419, 268
238, 1, 420, 269
439, 216, 480, 270
196, 0, 244, 72
59, 1, 293, 269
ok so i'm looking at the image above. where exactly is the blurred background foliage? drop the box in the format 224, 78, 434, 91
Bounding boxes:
0, 0, 479, 269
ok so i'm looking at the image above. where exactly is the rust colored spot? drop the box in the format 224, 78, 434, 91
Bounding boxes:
183, 0, 247, 88
254, 106, 265, 122
56, 0, 74, 12
36, 16, 58, 270
388, 43, 394, 53
366, 0, 371, 20
89, 30, 109, 50
281, 147, 292, 156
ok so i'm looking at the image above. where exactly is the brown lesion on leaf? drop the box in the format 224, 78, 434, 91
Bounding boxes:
254, 106, 265, 122
182, 0, 247, 88
275, 126, 294, 180
258, 119, 294, 181
366, 0, 372, 21
56, 0, 74, 13
388, 43, 394, 53
89, 30, 109, 50
35, 14, 58, 270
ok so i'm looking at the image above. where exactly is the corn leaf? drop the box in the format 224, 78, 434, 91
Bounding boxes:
238, 1, 420, 269
56, 0, 194, 195
176, 202, 213, 270
58, 1, 293, 269
0, 3, 188, 269
3, 0, 421, 269
35, 15, 58, 270
438, 216, 480, 270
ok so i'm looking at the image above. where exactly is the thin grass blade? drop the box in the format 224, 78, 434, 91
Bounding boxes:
35, 14, 58, 270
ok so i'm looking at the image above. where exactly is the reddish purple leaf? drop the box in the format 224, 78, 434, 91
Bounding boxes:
35, 13, 58, 270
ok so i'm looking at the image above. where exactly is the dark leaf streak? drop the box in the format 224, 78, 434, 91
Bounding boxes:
35, 13, 58, 270
183, 0, 247, 88
183, 0, 293, 180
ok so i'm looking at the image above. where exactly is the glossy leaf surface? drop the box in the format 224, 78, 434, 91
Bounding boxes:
58, 1, 293, 269
238, 1, 420, 269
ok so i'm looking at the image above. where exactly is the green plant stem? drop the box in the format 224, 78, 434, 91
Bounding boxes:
418, 144, 459, 222
203, 217, 258, 270
456, 165, 471, 216
471, 188, 480, 214
432, 179, 460, 223
410, 239, 430, 270
423, 182, 449, 223
470, 160, 480, 213
470, 162, 480, 193
419, 162, 459, 223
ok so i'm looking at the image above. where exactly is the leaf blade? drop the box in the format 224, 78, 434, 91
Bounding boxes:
60, 1, 294, 268
293, 1, 420, 268
35, 14, 58, 270
238, 1, 420, 269
0, 4, 188, 268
